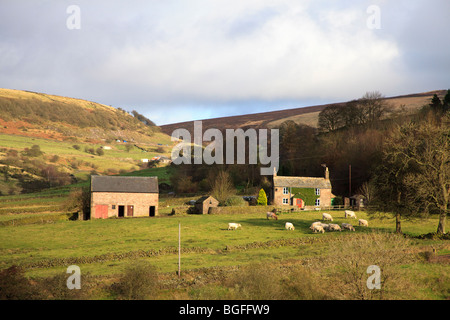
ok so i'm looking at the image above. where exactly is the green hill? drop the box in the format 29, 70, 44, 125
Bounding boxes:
0, 88, 175, 195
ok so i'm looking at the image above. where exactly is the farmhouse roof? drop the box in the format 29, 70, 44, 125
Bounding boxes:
91, 176, 159, 193
273, 176, 331, 189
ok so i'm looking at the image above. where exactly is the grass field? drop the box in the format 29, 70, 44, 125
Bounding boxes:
0, 162, 448, 300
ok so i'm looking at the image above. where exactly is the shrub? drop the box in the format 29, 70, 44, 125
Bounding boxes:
0, 265, 42, 300
256, 188, 267, 206
110, 261, 159, 300
224, 196, 247, 207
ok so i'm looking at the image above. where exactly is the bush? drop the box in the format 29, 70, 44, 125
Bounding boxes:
0, 265, 42, 300
110, 261, 159, 300
256, 189, 267, 206
224, 196, 247, 207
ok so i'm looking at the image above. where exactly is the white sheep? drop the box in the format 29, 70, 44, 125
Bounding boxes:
358, 219, 369, 227
321, 223, 330, 231
310, 221, 323, 230
322, 213, 333, 221
344, 210, 357, 219
328, 224, 342, 232
341, 223, 355, 231
285, 222, 295, 231
312, 224, 325, 233
266, 212, 278, 220
228, 223, 242, 230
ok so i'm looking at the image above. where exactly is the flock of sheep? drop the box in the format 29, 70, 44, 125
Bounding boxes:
227, 210, 369, 233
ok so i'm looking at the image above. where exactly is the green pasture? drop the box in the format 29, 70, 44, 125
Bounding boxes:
0, 209, 445, 279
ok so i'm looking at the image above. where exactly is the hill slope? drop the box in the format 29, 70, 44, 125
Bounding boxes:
160, 90, 446, 135
0, 88, 164, 144
0, 88, 174, 195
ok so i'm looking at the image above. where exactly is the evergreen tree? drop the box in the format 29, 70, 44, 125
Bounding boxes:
256, 188, 268, 206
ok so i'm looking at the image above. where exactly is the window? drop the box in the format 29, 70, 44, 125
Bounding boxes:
282, 198, 289, 204
315, 199, 320, 206
283, 187, 289, 195
112, 205, 116, 210
315, 188, 320, 195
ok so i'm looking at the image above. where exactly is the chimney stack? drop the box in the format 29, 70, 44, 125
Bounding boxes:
325, 167, 329, 180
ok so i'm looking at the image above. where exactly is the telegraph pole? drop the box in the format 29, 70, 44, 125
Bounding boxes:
178, 223, 181, 278
349, 164, 352, 198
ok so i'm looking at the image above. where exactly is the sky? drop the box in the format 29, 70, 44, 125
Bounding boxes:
0, 0, 449, 126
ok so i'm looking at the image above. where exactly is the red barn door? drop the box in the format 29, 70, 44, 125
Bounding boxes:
95, 205, 108, 219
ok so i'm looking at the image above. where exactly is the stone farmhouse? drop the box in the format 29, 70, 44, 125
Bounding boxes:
272, 167, 333, 209
90, 176, 159, 219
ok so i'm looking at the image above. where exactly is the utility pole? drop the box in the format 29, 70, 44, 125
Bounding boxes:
349, 164, 352, 198
178, 223, 181, 278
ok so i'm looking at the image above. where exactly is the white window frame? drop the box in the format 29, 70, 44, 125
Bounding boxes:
282, 198, 289, 205
283, 187, 289, 195
315, 198, 320, 206
315, 188, 320, 196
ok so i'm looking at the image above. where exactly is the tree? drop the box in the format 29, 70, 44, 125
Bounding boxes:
359, 91, 388, 124
372, 118, 449, 234
399, 119, 449, 234
318, 104, 344, 132
430, 94, 442, 111
442, 89, 450, 112
256, 188, 268, 206
210, 170, 235, 205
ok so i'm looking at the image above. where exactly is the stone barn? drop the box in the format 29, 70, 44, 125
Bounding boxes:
90, 175, 159, 219
195, 196, 219, 214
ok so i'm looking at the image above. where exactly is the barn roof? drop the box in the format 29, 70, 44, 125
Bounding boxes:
195, 196, 218, 204
273, 176, 331, 189
91, 176, 159, 193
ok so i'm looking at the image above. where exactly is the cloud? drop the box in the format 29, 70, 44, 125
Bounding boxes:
0, 0, 448, 126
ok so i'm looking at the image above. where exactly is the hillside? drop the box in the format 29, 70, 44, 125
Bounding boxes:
160, 90, 447, 135
0, 88, 174, 195
0, 88, 164, 144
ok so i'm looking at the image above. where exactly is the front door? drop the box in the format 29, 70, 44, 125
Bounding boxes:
127, 205, 134, 217
296, 199, 303, 208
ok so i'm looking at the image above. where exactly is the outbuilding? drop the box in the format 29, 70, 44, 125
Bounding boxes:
90, 175, 159, 219
195, 196, 219, 214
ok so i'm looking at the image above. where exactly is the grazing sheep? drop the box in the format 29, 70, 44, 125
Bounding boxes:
344, 210, 357, 219
228, 223, 242, 230
322, 213, 333, 221
328, 224, 342, 232
312, 224, 325, 233
310, 221, 323, 230
358, 219, 369, 227
321, 223, 330, 231
266, 212, 278, 220
341, 223, 355, 231
285, 222, 295, 231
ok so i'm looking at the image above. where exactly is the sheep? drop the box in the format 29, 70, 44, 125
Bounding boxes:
328, 224, 342, 232
358, 219, 369, 227
228, 223, 242, 230
341, 223, 355, 231
285, 222, 295, 231
266, 212, 278, 220
322, 213, 333, 221
310, 221, 323, 230
321, 223, 330, 231
312, 224, 325, 233
344, 210, 357, 219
